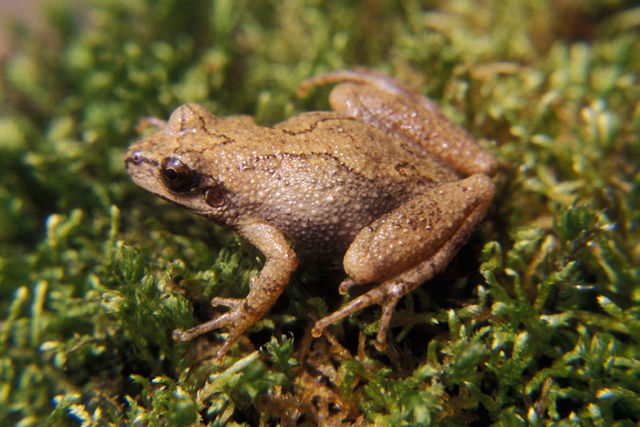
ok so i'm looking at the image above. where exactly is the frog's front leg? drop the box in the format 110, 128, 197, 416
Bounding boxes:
299, 69, 497, 177
173, 221, 298, 357
312, 174, 494, 351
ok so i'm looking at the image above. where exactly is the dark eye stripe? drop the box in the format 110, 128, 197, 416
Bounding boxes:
125, 151, 159, 167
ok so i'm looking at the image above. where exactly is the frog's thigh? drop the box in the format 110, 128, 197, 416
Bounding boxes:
329, 82, 497, 176
173, 221, 297, 356
344, 174, 494, 285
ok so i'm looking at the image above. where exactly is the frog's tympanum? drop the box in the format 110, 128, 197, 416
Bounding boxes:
125, 69, 497, 358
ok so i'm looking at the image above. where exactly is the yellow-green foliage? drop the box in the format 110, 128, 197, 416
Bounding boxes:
1, 0, 639, 425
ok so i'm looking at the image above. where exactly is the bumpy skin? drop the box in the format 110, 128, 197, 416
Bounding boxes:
125, 68, 497, 357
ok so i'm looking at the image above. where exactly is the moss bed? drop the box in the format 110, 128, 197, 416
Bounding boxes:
1, 0, 639, 425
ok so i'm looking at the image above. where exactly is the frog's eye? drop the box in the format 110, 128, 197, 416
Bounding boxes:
161, 157, 198, 192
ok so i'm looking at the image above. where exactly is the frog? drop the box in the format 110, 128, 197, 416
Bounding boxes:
125, 68, 497, 358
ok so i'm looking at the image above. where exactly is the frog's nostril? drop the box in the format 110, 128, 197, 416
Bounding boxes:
127, 151, 144, 165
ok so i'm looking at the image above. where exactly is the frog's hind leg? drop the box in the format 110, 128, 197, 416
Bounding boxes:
297, 69, 411, 99
313, 174, 494, 351
313, 217, 483, 351
298, 68, 497, 177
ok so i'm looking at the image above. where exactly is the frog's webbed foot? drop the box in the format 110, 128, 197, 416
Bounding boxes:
312, 279, 405, 351
173, 222, 298, 359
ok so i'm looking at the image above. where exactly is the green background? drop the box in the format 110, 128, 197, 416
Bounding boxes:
1, 0, 639, 425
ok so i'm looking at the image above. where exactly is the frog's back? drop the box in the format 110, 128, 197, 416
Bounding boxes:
274, 112, 457, 186
213, 112, 458, 250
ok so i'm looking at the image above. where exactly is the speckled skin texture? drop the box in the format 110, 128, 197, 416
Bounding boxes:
125, 69, 497, 357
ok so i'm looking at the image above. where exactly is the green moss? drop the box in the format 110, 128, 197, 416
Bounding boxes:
1, 0, 639, 424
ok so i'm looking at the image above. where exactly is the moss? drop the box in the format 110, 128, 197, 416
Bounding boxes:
1, 0, 639, 425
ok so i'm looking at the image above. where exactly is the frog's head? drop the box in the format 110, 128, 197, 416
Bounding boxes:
125, 103, 235, 223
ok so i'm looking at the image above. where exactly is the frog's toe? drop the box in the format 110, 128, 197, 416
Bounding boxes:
374, 291, 402, 351
338, 278, 359, 295
211, 297, 243, 309
172, 310, 238, 342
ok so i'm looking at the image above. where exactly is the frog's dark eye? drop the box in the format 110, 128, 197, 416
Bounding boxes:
161, 157, 198, 192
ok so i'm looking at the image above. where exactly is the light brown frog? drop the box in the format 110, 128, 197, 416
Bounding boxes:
125, 69, 497, 358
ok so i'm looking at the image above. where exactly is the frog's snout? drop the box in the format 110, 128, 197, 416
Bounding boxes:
124, 149, 159, 186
